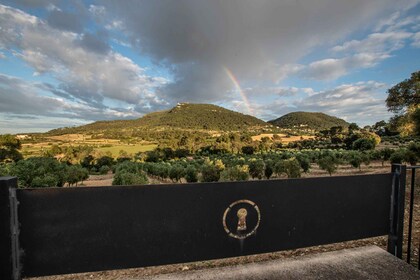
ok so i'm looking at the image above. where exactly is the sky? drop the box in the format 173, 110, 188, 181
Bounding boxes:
0, 0, 419, 134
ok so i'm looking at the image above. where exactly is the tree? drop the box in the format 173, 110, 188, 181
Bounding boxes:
0, 134, 23, 162
221, 165, 249, 181
348, 123, 360, 133
385, 71, 420, 135
274, 158, 301, 178
317, 154, 339, 176
346, 151, 363, 170
352, 138, 375, 151
169, 164, 185, 182
112, 172, 148, 185
264, 159, 274, 179
386, 71, 420, 114
185, 165, 198, 183
201, 164, 220, 182
10, 157, 68, 188
248, 160, 265, 179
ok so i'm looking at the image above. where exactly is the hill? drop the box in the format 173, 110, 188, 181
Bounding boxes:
49, 103, 269, 135
269, 112, 349, 130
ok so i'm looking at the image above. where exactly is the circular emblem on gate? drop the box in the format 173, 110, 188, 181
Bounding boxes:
223, 199, 261, 240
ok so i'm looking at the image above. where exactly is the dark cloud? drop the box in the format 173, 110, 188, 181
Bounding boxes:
0, 74, 64, 115
5, 0, 56, 8
77, 31, 110, 54
104, 0, 411, 102
46, 9, 84, 33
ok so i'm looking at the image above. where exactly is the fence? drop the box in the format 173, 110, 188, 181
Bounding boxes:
405, 165, 420, 268
0, 165, 416, 279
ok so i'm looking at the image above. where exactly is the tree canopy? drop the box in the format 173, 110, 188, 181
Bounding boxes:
386, 71, 420, 114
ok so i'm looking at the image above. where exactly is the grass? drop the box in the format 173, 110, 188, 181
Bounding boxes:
96, 144, 157, 157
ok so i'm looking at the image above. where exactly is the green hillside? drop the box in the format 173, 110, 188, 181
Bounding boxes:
269, 112, 349, 130
49, 103, 269, 135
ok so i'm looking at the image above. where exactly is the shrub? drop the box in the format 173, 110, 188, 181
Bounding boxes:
317, 154, 338, 176
185, 165, 198, 183
169, 164, 185, 182
390, 149, 406, 164
112, 172, 148, 185
346, 151, 363, 170
201, 164, 220, 182
264, 160, 274, 179
221, 165, 249, 181
248, 159, 265, 179
274, 158, 301, 178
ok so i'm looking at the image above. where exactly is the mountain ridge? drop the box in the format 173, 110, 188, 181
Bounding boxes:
268, 111, 349, 130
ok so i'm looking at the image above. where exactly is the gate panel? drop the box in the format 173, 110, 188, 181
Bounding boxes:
17, 174, 392, 277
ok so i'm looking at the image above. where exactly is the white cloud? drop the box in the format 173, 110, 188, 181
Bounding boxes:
0, 4, 168, 115
303, 53, 391, 80
412, 32, 420, 47
292, 81, 391, 125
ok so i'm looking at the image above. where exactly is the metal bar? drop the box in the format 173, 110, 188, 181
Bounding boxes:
388, 165, 399, 255
0, 177, 19, 280
406, 166, 420, 169
396, 165, 406, 259
388, 164, 407, 259
407, 169, 415, 264
9, 187, 20, 280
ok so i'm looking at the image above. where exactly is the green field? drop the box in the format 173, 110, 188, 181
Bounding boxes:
96, 144, 157, 157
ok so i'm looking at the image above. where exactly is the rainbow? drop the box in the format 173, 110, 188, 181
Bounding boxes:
224, 67, 253, 115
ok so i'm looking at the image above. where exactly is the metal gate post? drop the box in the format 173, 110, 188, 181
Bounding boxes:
387, 164, 406, 259
0, 177, 20, 280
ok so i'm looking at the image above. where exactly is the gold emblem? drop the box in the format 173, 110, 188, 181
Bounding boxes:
223, 199, 261, 240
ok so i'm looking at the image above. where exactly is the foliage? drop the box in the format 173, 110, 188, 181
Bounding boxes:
264, 159, 274, 179
112, 172, 148, 185
274, 158, 301, 178
0, 134, 23, 162
385, 71, 420, 136
352, 138, 376, 151
201, 164, 220, 182
10, 157, 68, 188
346, 151, 363, 170
390, 150, 406, 164
49, 103, 268, 135
386, 71, 420, 114
317, 153, 339, 176
269, 112, 349, 130
221, 165, 249, 181
185, 165, 198, 183
248, 159, 265, 179
169, 164, 185, 182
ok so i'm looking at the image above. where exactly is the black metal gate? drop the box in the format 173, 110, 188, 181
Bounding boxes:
0, 168, 407, 279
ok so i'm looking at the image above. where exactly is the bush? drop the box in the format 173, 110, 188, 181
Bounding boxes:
185, 165, 198, 183
31, 175, 59, 188
115, 161, 140, 174
241, 146, 255, 155
274, 158, 301, 178
201, 164, 220, 182
317, 154, 338, 176
221, 165, 249, 181
352, 138, 375, 151
296, 154, 311, 173
169, 164, 185, 182
112, 172, 148, 185
346, 151, 363, 170
99, 165, 110, 174
390, 149, 406, 164
264, 160, 274, 179
248, 160, 264, 179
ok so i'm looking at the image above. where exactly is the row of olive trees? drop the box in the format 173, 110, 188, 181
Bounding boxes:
0, 157, 88, 188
